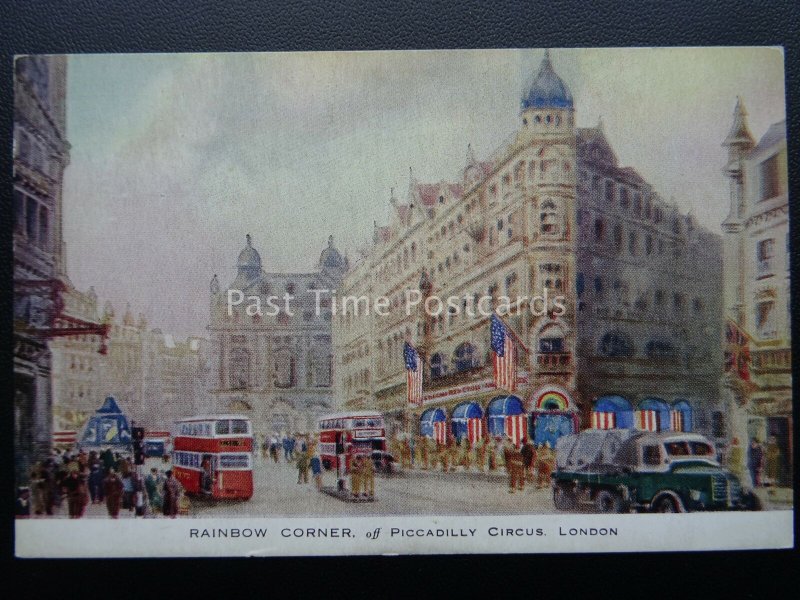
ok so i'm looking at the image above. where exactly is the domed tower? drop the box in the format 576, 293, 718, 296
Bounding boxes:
519, 50, 578, 399
318, 235, 348, 281
236, 234, 263, 283
520, 50, 575, 136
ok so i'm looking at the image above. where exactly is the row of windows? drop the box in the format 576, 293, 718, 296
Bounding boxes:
597, 331, 680, 359
14, 127, 59, 179
227, 348, 332, 390
576, 273, 705, 314
582, 212, 685, 260
582, 173, 688, 232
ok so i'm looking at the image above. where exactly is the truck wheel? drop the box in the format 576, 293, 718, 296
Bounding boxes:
594, 489, 622, 513
553, 484, 577, 511
652, 494, 683, 513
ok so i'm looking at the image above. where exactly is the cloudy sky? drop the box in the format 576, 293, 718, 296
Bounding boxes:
62, 47, 786, 338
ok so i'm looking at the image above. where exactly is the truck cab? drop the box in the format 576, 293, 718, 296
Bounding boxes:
552, 430, 760, 513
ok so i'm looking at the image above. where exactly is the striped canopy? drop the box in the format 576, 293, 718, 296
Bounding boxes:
593, 395, 634, 429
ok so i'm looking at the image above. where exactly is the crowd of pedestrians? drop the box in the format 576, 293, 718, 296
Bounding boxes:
16, 447, 184, 519
390, 434, 556, 493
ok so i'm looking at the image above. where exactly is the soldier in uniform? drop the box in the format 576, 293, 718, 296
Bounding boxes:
362, 453, 376, 499
535, 442, 555, 489
487, 436, 497, 471
447, 434, 458, 472
440, 439, 449, 472
476, 436, 488, 472
507, 442, 525, 493
350, 454, 363, 499
462, 437, 472, 471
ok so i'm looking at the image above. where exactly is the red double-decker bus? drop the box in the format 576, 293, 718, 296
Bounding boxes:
318, 412, 386, 471
172, 415, 254, 500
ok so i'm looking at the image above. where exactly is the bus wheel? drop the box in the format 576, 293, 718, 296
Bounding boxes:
594, 489, 622, 513
553, 484, 577, 511
652, 493, 684, 513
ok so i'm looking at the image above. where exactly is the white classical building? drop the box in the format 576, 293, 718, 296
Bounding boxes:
720, 98, 791, 485
208, 234, 346, 438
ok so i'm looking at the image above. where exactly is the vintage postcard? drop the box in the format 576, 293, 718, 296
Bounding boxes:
13, 47, 792, 557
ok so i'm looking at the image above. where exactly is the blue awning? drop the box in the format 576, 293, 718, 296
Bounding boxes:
451, 401, 483, 421
639, 397, 671, 430
420, 408, 447, 425
672, 399, 693, 432
594, 395, 634, 429
486, 395, 525, 416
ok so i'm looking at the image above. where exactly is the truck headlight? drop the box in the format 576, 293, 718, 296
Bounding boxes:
689, 489, 702, 501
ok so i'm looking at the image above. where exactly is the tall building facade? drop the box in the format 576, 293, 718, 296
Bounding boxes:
720, 99, 791, 485
334, 51, 724, 440
575, 125, 725, 445
12, 55, 70, 483
208, 235, 345, 438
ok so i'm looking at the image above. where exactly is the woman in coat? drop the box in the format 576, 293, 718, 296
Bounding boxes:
162, 470, 182, 518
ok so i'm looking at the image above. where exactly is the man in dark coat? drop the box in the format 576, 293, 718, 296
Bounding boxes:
62, 470, 89, 518
520, 439, 536, 483
104, 469, 124, 518
88, 463, 104, 504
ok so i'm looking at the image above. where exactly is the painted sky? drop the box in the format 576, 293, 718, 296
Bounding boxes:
61, 48, 786, 338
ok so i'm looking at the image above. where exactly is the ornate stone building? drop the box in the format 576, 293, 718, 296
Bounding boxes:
13, 55, 70, 483
334, 51, 724, 441
720, 99, 791, 485
208, 235, 345, 437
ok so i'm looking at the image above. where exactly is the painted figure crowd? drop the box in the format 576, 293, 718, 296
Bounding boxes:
390, 434, 556, 493
16, 448, 184, 519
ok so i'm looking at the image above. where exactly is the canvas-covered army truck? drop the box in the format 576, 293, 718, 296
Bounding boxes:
551, 429, 761, 513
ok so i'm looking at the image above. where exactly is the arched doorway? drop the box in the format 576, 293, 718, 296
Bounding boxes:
671, 399, 692, 432
420, 407, 447, 444
486, 395, 526, 446
529, 386, 578, 448
637, 398, 671, 431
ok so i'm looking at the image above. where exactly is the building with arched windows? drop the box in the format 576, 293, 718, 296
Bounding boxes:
333, 50, 725, 443
208, 234, 346, 438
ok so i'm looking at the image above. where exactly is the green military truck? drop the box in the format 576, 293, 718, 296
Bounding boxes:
551, 429, 761, 513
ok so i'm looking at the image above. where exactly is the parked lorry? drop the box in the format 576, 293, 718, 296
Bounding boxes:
551, 429, 761, 513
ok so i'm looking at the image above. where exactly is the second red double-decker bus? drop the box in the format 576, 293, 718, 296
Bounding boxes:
172, 414, 254, 500
318, 411, 386, 471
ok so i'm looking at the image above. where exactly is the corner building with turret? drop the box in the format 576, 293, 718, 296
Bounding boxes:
333, 52, 724, 446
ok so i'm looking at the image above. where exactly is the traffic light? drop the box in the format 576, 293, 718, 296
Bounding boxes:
132, 426, 145, 465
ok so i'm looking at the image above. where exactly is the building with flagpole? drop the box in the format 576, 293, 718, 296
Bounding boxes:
333, 51, 725, 447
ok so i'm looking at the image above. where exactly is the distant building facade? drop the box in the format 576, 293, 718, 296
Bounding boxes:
334, 51, 724, 440
208, 235, 345, 437
720, 99, 791, 485
13, 55, 70, 483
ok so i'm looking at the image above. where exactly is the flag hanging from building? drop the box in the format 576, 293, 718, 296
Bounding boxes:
433, 421, 447, 445
491, 314, 516, 392
724, 320, 751, 381
467, 418, 483, 444
636, 410, 658, 432
670, 410, 684, 432
404, 341, 423, 406
505, 414, 527, 447
591, 412, 616, 429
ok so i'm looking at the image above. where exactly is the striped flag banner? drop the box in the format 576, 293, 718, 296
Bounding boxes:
591, 412, 616, 429
433, 421, 447, 445
636, 410, 658, 431
504, 414, 527, 448
670, 410, 684, 432
467, 418, 483, 444
404, 341, 423, 406
491, 314, 517, 392
53, 430, 77, 445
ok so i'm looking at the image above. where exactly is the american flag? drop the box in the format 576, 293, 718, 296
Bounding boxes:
724, 320, 751, 381
670, 410, 684, 432
467, 418, 483, 444
491, 314, 516, 392
433, 421, 447, 445
505, 414, 527, 447
404, 341, 423, 406
636, 410, 658, 432
591, 412, 616, 429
